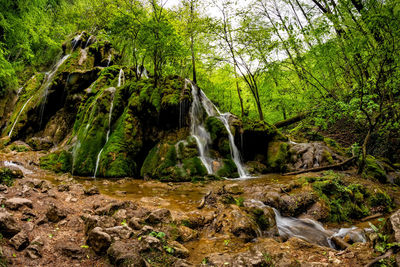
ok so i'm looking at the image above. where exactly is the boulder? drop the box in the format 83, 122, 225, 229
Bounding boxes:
46, 203, 67, 223
87, 227, 112, 254
25, 237, 44, 259
104, 225, 133, 240
9, 231, 29, 251
56, 242, 84, 259
178, 225, 198, 242
213, 205, 260, 241
5, 197, 33, 210
84, 186, 100, 196
390, 209, 400, 242
107, 240, 145, 267
145, 208, 172, 224
167, 240, 189, 258
0, 211, 21, 237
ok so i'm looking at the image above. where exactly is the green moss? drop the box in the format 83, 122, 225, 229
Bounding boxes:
266, 142, 289, 172
205, 116, 228, 142
363, 155, 387, 183
8, 144, 30, 152
0, 167, 23, 186
216, 158, 238, 178
40, 151, 72, 173
310, 174, 393, 222
182, 157, 207, 177
251, 208, 270, 231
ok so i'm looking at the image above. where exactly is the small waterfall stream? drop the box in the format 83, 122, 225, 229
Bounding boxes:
39, 54, 71, 128
187, 79, 249, 178
8, 96, 34, 137
93, 69, 124, 178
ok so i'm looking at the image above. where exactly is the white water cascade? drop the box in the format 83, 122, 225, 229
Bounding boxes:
248, 199, 365, 249
39, 54, 71, 128
187, 79, 249, 178
8, 96, 34, 137
93, 69, 125, 178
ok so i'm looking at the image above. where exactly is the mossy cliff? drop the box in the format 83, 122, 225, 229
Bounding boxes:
2, 33, 289, 180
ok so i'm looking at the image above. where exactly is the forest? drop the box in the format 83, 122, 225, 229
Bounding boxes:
0, 0, 400, 266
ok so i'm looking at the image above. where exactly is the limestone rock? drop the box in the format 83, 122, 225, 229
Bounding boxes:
5, 197, 33, 210
0, 211, 21, 238
87, 227, 112, 254
46, 203, 67, 223
25, 237, 44, 259
107, 240, 145, 267
10, 231, 29, 251
145, 208, 171, 224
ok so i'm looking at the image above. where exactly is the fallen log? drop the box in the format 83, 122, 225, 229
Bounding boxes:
361, 213, 383, 222
364, 249, 393, 267
283, 156, 356, 176
274, 112, 308, 128
330, 236, 350, 250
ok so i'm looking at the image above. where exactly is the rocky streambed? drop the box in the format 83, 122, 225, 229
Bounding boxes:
1, 150, 400, 266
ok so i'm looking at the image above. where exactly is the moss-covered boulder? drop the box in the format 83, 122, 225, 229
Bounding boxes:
308, 172, 394, 222
205, 116, 230, 156
363, 155, 388, 183
0, 167, 23, 186
40, 151, 72, 173
266, 141, 289, 172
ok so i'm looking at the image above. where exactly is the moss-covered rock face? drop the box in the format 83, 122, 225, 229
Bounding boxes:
39, 151, 72, 173
307, 172, 394, 222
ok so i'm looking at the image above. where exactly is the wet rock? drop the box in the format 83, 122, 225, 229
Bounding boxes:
138, 235, 162, 252
27, 137, 53, 151
46, 203, 67, 223
167, 241, 189, 258
104, 225, 133, 240
56, 242, 84, 259
207, 250, 266, 267
84, 186, 99, 196
145, 208, 171, 224
305, 201, 330, 221
279, 191, 317, 217
5, 197, 33, 210
0, 211, 21, 237
178, 225, 198, 242
389, 209, 400, 242
224, 184, 244, 195
25, 237, 44, 259
213, 205, 260, 241
107, 240, 145, 267
138, 225, 155, 236
95, 201, 126, 216
82, 214, 116, 233
9, 231, 29, 251
57, 184, 70, 192
87, 227, 112, 254
128, 217, 142, 230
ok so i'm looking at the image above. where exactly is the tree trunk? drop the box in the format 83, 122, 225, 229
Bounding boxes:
190, 35, 197, 84
358, 128, 371, 174
233, 64, 245, 118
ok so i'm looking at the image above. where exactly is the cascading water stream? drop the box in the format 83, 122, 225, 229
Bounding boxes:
188, 80, 214, 174
39, 54, 71, 128
248, 199, 366, 249
93, 69, 124, 178
187, 79, 249, 178
106, 55, 112, 67
8, 96, 34, 137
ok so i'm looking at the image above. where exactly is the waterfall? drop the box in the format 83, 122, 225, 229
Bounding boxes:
93, 69, 124, 178
8, 96, 34, 137
72, 32, 83, 50
187, 79, 249, 178
188, 81, 214, 174
84, 36, 93, 49
39, 54, 71, 128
